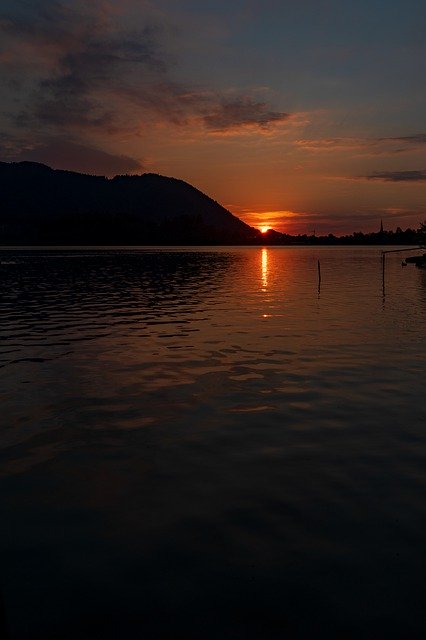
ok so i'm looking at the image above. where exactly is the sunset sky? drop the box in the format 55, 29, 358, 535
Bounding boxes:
1, 0, 425, 234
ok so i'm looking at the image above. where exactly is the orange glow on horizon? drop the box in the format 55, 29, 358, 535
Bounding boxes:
237, 209, 301, 235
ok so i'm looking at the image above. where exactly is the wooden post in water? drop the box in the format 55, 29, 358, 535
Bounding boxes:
382, 252, 385, 296
317, 259, 321, 293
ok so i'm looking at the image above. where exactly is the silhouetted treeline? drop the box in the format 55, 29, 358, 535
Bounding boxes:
255, 225, 426, 246
0, 162, 424, 246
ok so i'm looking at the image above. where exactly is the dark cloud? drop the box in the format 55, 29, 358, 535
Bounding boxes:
1, 1, 168, 133
1, 138, 142, 177
0, 0, 290, 142
0, 0, 70, 41
25, 139, 143, 176
0, 131, 31, 157
118, 81, 205, 127
365, 170, 426, 182
202, 98, 290, 132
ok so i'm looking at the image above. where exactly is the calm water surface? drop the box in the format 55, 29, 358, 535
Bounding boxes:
1, 246, 425, 639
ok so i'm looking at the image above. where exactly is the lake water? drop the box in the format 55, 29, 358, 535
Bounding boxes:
1, 246, 425, 639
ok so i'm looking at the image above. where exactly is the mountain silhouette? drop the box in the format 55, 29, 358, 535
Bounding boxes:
0, 161, 260, 245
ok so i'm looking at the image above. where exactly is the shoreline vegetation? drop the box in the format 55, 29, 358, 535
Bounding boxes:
1, 161, 425, 246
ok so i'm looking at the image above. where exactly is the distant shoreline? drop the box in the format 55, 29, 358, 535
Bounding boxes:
1, 243, 423, 250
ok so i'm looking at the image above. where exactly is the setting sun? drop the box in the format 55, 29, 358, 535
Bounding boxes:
260, 226, 270, 234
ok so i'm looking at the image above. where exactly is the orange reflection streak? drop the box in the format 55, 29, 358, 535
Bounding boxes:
261, 247, 268, 290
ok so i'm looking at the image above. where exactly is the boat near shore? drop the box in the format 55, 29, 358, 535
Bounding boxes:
405, 253, 426, 268
382, 246, 426, 269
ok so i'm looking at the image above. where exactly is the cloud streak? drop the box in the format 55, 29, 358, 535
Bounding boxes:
202, 99, 290, 132
380, 134, 426, 145
364, 170, 426, 182
296, 133, 426, 155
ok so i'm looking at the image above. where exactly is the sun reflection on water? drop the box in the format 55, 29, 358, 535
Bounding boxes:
261, 248, 268, 291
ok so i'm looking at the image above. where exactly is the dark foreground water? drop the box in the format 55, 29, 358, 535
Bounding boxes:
0, 246, 425, 639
